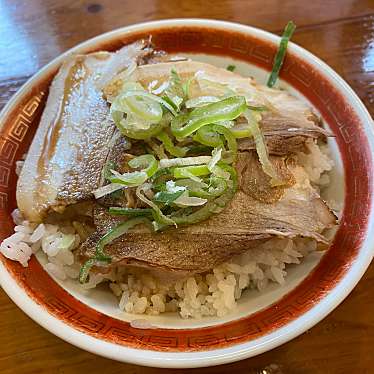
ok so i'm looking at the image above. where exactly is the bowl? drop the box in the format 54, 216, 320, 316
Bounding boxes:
0, 19, 373, 368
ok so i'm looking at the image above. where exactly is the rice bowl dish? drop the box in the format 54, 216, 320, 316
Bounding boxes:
3, 140, 336, 319
0, 28, 340, 321
0, 18, 373, 369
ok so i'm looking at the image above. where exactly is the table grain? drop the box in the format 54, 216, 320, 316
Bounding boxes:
0, 1, 373, 373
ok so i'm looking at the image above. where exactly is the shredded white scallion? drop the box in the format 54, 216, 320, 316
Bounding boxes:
159, 156, 212, 168
93, 183, 125, 199
151, 81, 170, 95
165, 180, 186, 193
174, 194, 207, 207
208, 148, 222, 171
185, 95, 220, 108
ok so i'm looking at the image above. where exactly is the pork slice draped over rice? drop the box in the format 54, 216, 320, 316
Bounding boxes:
78, 151, 336, 274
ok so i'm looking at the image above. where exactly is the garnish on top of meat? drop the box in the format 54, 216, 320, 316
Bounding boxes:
15, 28, 337, 284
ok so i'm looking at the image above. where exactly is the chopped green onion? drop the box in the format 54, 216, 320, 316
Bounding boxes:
165, 180, 186, 193
96, 217, 148, 255
193, 125, 224, 148
210, 164, 231, 180
267, 21, 296, 88
186, 144, 213, 155
79, 258, 105, 285
150, 167, 173, 182
109, 170, 148, 186
220, 164, 238, 190
243, 109, 283, 186
136, 184, 176, 228
226, 65, 236, 72
185, 96, 220, 109
215, 120, 235, 128
212, 124, 237, 161
116, 90, 177, 116
164, 69, 185, 111
172, 201, 218, 225
159, 156, 211, 168
79, 217, 150, 283
168, 165, 237, 227
120, 95, 163, 123
93, 183, 124, 200
108, 207, 153, 217
156, 132, 188, 157
144, 138, 167, 159
153, 190, 185, 205
108, 155, 158, 186
111, 82, 164, 123
171, 96, 247, 138
182, 76, 194, 98
230, 122, 252, 138
247, 105, 268, 112
161, 95, 178, 111
171, 186, 233, 225
102, 161, 117, 182
111, 88, 173, 139
128, 154, 158, 177
112, 110, 165, 140
175, 177, 227, 199
208, 148, 223, 171
98, 60, 284, 237
173, 194, 207, 207
173, 165, 210, 179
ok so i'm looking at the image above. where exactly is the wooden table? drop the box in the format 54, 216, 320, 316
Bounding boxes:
0, 1, 373, 373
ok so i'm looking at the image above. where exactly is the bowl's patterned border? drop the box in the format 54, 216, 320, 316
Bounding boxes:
0, 26, 372, 352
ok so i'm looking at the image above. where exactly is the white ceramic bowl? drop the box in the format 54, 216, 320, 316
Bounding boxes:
0, 19, 373, 368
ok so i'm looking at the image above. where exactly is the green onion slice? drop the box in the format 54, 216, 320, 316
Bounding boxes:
128, 154, 158, 177
171, 177, 235, 226
182, 76, 194, 98
212, 124, 238, 161
79, 217, 150, 283
267, 21, 296, 88
193, 125, 224, 148
185, 96, 220, 109
230, 122, 252, 138
173, 194, 207, 207
175, 177, 227, 199
156, 132, 188, 157
108, 207, 153, 217
108, 155, 158, 186
136, 184, 176, 228
112, 110, 165, 140
243, 109, 283, 186
163, 69, 185, 111
153, 190, 185, 205
173, 165, 211, 179
115, 90, 177, 116
171, 96, 247, 138
159, 155, 211, 169
109, 170, 148, 186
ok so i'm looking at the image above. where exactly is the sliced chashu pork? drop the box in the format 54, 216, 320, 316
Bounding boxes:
105, 60, 330, 157
18, 55, 329, 223
238, 112, 329, 156
78, 152, 336, 274
17, 41, 150, 222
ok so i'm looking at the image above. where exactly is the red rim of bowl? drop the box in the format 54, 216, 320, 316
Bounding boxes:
0, 19, 373, 363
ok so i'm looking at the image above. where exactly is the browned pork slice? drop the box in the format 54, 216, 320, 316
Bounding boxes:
238, 112, 330, 156
78, 152, 336, 274
105, 60, 330, 157
17, 41, 151, 222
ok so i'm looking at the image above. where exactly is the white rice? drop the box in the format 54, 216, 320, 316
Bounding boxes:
0, 140, 336, 319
